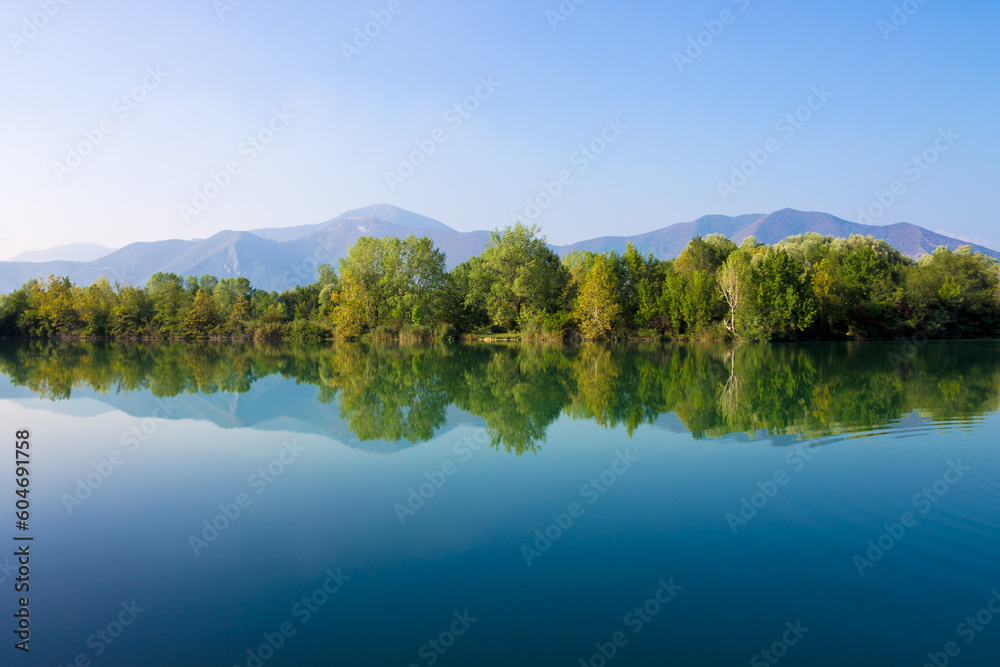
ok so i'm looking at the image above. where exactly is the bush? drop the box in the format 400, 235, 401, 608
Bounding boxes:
520, 311, 571, 341
435, 322, 458, 342
286, 319, 333, 342
254, 321, 290, 341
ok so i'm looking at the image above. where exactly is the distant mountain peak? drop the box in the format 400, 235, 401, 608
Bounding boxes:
0, 207, 994, 294
337, 204, 454, 232
249, 205, 456, 243
557, 208, 1000, 262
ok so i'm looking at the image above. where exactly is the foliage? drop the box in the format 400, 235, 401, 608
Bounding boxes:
573, 254, 621, 339
0, 233, 997, 343
465, 222, 570, 330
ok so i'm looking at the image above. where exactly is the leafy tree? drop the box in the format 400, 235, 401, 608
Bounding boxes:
746, 247, 817, 340
399, 236, 448, 324
184, 289, 220, 337
230, 295, 251, 326
214, 277, 254, 321
80, 277, 117, 337
466, 222, 569, 330
674, 235, 736, 275
573, 254, 621, 339
329, 275, 367, 338
440, 262, 490, 333
331, 235, 448, 330
717, 250, 752, 339
827, 236, 907, 337
905, 246, 1000, 337
336, 236, 402, 328
147, 273, 189, 336
112, 284, 153, 337
31, 276, 81, 336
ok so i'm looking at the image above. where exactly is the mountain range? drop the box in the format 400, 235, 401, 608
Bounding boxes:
1, 205, 995, 293
7, 243, 115, 263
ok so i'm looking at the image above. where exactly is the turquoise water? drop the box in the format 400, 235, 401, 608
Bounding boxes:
2, 341, 999, 666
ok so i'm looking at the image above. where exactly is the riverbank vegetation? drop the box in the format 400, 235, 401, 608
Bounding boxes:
0, 224, 998, 342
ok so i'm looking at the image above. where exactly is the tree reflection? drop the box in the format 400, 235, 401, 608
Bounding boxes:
0, 340, 997, 453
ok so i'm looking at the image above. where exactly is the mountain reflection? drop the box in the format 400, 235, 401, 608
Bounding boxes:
1, 340, 998, 453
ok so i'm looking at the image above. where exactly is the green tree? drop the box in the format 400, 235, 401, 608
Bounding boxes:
336, 236, 403, 328
746, 247, 817, 340
399, 236, 448, 324
184, 289, 220, 337
573, 254, 621, 338
466, 222, 570, 330
213, 277, 253, 322
33, 276, 81, 336
112, 284, 153, 337
905, 246, 1000, 337
80, 277, 117, 337
147, 273, 190, 336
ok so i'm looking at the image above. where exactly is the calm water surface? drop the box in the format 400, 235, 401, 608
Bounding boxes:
1, 341, 999, 666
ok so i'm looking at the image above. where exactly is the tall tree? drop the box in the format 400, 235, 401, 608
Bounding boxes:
80, 277, 117, 337
147, 273, 190, 336
400, 236, 448, 324
466, 222, 569, 330
184, 289, 220, 337
717, 250, 752, 339
573, 254, 621, 339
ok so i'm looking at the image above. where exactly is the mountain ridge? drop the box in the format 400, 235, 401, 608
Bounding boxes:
1, 206, 995, 293
6, 242, 114, 263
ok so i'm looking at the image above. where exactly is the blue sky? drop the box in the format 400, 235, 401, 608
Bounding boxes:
1, 0, 997, 256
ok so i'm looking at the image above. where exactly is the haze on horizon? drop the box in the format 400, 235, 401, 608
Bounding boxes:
2, 0, 997, 259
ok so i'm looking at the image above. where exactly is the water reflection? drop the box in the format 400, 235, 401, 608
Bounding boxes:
1, 340, 998, 452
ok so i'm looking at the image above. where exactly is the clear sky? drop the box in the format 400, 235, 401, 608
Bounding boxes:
1, 0, 997, 257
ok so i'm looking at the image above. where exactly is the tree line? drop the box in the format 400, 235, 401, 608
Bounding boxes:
1, 223, 998, 341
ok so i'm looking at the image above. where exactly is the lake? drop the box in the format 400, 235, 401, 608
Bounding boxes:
2, 340, 999, 666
